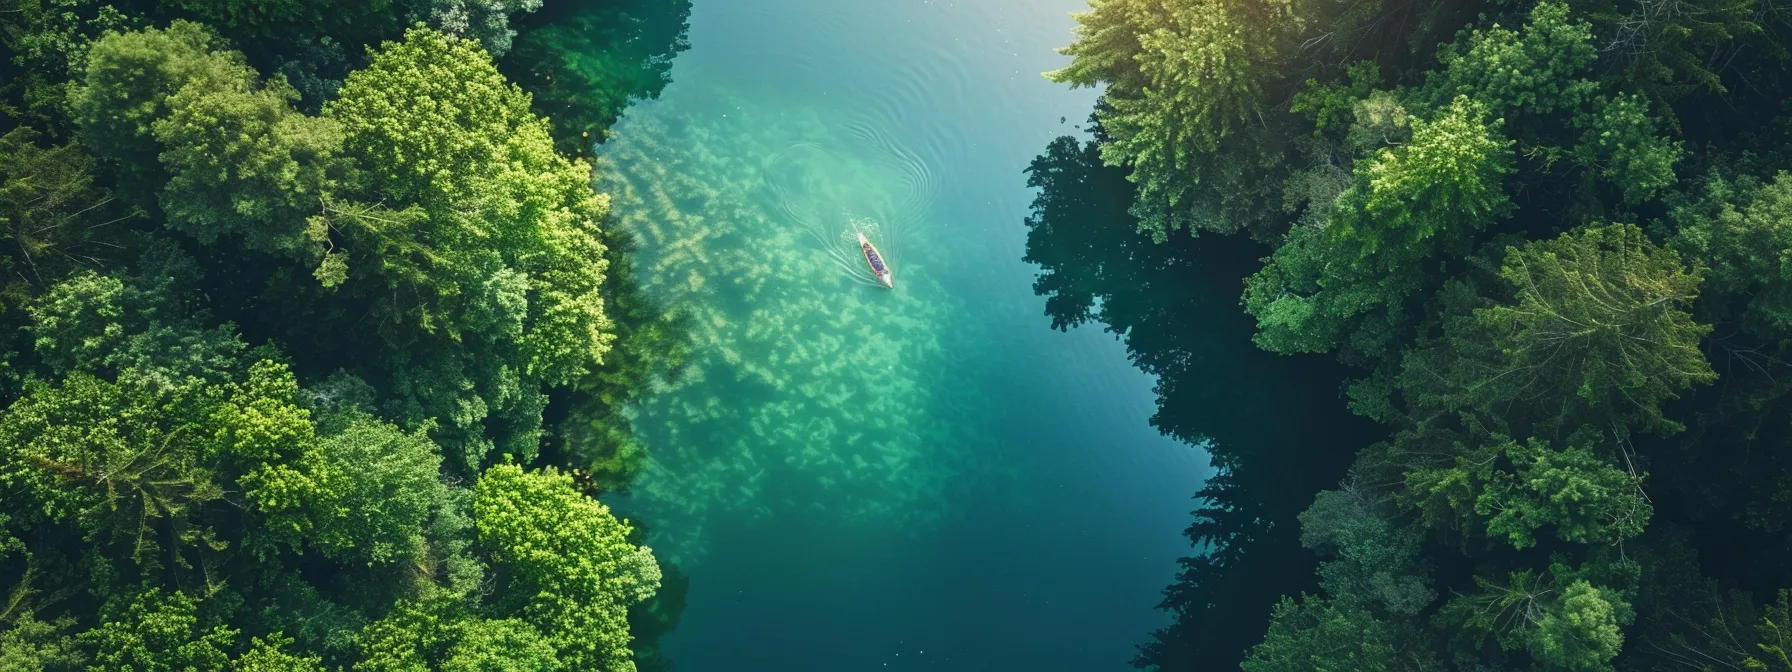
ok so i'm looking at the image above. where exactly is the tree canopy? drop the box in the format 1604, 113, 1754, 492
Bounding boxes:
62, 21, 628, 471
1035, 0, 1792, 666
318, 26, 615, 469
0, 2, 684, 668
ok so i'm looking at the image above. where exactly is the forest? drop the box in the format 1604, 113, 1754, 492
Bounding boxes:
1032, 0, 1792, 668
0, 0, 692, 669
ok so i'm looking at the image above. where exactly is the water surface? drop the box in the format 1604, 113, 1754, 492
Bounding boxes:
595, 1, 1209, 668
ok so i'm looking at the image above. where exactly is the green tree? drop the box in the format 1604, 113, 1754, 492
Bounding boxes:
0, 128, 124, 300
0, 254, 333, 579
1419, 2, 1683, 203
2, 4, 678, 671
73, 22, 345, 257
1671, 171, 1792, 340
0, 368, 230, 575
244, 412, 445, 565
1244, 96, 1512, 364
0, 0, 144, 135
473, 465, 658, 671
0, 353, 328, 577
153, 70, 345, 257
353, 589, 562, 672
1536, 580, 1630, 671
77, 24, 622, 471
1484, 436, 1650, 548
1444, 567, 1633, 671
319, 27, 614, 468
1571, 94, 1681, 204
70, 21, 257, 200
235, 634, 324, 672
77, 589, 236, 672
0, 613, 84, 671
1047, 0, 1296, 238
1405, 431, 1651, 549
1038, 0, 1792, 668
1298, 487, 1435, 615
407, 0, 543, 57
1746, 590, 1792, 671
27, 245, 245, 385
1423, 2, 1599, 120
438, 618, 562, 672
1290, 63, 1385, 144
1333, 96, 1513, 258
1242, 595, 1435, 671
1570, 0, 1763, 100
1402, 223, 1713, 435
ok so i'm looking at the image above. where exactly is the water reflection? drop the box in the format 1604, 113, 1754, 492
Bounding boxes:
502, 0, 695, 155
1021, 131, 1382, 669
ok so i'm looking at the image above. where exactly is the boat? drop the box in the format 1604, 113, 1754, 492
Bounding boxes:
857, 232, 894, 289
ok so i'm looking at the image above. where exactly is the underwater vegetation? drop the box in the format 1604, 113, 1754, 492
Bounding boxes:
763, 140, 927, 288
595, 86, 1013, 560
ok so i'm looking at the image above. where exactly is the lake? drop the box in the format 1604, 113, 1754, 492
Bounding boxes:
594, 0, 1212, 668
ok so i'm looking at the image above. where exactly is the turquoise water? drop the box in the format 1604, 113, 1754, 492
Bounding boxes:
594, 0, 1210, 667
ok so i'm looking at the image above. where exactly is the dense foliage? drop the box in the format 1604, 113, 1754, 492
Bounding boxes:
0, 0, 691, 668
1036, 0, 1792, 667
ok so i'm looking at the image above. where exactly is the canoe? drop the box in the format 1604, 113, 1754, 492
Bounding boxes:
857, 232, 894, 289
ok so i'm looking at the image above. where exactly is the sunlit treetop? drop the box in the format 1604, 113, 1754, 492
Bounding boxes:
1048, 0, 1296, 239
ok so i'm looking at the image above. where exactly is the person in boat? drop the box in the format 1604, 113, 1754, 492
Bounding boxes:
857, 231, 894, 288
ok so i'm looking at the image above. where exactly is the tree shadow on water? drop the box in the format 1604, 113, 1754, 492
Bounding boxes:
502, 0, 694, 156
1022, 133, 1382, 670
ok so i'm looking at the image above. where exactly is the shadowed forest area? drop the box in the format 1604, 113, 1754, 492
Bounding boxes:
1031, 0, 1792, 668
0, 0, 692, 668
1023, 131, 1384, 669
